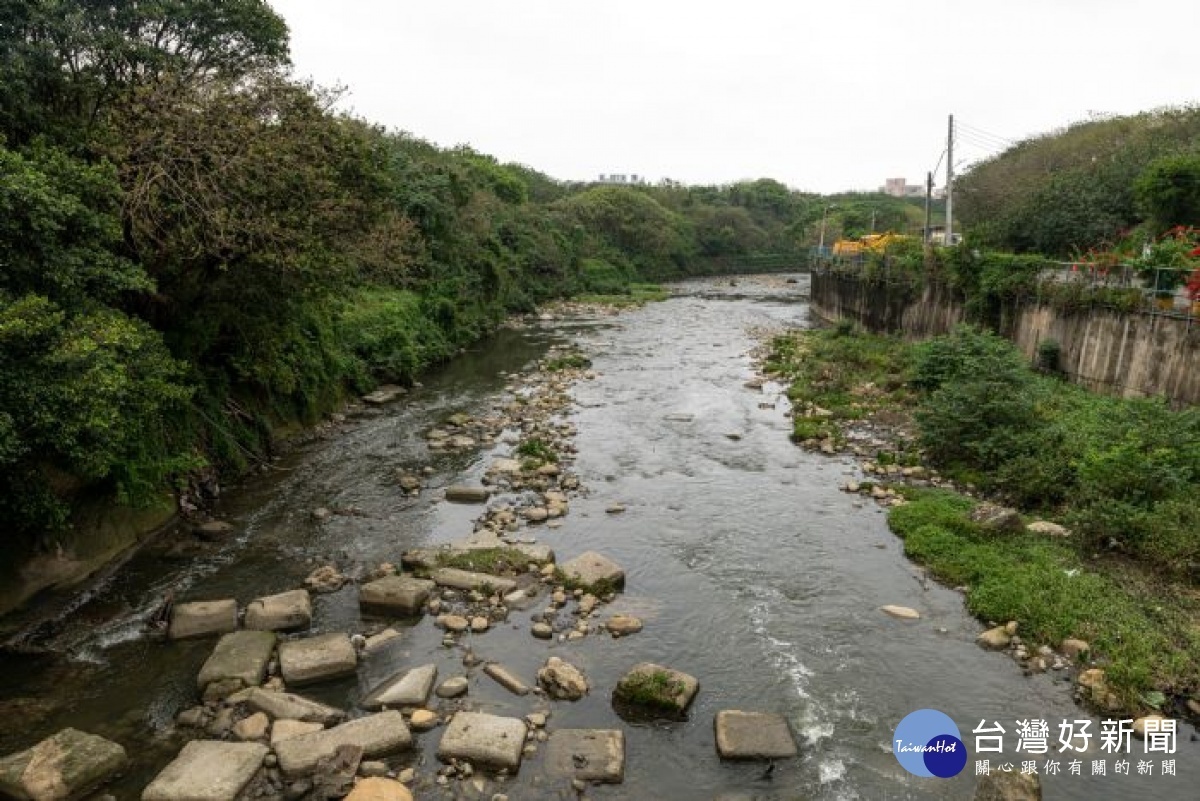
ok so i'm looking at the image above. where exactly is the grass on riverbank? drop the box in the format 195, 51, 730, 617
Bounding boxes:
575, 283, 669, 307
765, 324, 1200, 712
764, 321, 914, 447
890, 490, 1200, 710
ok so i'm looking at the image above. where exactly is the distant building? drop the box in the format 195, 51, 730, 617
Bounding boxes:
882, 177, 928, 199
597, 173, 647, 185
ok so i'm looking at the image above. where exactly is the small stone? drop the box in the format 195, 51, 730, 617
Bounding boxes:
193, 520, 236, 541
233, 712, 271, 741
409, 710, 439, 732
1132, 715, 1168, 740
304, 565, 348, 594
361, 664, 437, 710
398, 768, 415, 784
470, 616, 490, 633
605, 615, 643, 637
531, 623, 553, 640
436, 676, 469, 699
537, 657, 589, 701
344, 776, 414, 801
358, 761, 389, 778
1004, 621, 1019, 636
1060, 638, 1089, 660
445, 486, 491, 504
438, 614, 470, 633
605, 504, 626, 514
977, 626, 1011, 650
175, 706, 209, 728
1026, 520, 1070, 537
880, 605, 920, 620
483, 663, 530, 696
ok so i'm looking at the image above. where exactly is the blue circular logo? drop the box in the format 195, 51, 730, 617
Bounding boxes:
893, 709, 967, 778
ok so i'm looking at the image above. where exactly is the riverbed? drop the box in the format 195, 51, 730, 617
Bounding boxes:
1, 274, 1196, 800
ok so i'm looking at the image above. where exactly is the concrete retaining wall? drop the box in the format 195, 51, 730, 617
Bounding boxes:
811, 271, 1200, 406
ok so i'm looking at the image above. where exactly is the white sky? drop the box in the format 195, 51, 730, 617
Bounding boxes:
269, 0, 1198, 194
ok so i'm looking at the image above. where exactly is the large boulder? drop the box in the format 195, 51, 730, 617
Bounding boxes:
362, 385, 405, 405
361, 665, 438, 710
613, 663, 698, 718
197, 631, 276, 693
543, 729, 625, 784
274, 712, 412, 778
537, 657, 589, 701
168, 600, 238, 640
444, 486, 490, 504
714, 711, 798, 760
970, 502, 1023, 534
359, 576, 435, 617
430, 568, 516, 596
227, 688, 344, 725
0, 729, 127, 801
278, 634, 357, 686
244, 589, 312, 632
141, 741, 266, 801
436, 712, 526, 771
560, 552, 625, 593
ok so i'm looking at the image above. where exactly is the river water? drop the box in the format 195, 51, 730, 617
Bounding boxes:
1, 275, 1196, 800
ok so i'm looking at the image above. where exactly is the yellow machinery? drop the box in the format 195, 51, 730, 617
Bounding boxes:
832, 233, 911, 257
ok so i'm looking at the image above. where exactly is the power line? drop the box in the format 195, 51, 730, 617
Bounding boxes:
957, 119, 1016, 147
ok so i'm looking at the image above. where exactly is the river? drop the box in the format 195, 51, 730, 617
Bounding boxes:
1, 274, 1196, 800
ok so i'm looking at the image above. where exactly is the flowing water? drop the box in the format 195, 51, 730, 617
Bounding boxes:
1, 275, 1196, 800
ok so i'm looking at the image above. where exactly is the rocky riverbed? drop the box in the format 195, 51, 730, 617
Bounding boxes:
2, 275, 1197, 801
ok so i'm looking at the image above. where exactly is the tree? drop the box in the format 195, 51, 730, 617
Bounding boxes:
0, 0, 289, 145
1134, 154, 1200, 233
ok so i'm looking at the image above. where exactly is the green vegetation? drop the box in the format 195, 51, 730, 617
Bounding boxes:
436, 547, 546, 575
0, 1, 828, 554
614, 669, 686, 710
769, 325, 1200, 708
891, 491, 1200, 709
765, 324, 912, 446
515, 438, 557, 468
956, 106, 1200, 255
576, 284, 670, 307
543, 352, 592, 372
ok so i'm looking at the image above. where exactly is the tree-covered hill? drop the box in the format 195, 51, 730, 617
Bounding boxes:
956, 107, 1200, 255
0, 1, 826, 551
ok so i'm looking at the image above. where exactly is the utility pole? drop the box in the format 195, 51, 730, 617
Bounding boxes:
924, 171, 933, 244
817, 204, 833, 256
945, 114, 954, 245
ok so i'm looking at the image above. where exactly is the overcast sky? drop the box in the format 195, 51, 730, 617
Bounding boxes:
269, 1, 1197, 195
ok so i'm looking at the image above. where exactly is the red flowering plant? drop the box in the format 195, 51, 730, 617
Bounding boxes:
1135, 226, 1199, 297
1187, 245, 1200, 302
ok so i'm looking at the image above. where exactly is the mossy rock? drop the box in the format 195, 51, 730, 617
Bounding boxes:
612, 663, 698, 721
